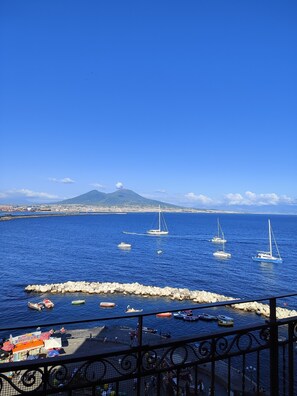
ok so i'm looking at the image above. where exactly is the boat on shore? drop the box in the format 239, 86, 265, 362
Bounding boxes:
43, 299, 54, 308
28, 302, 44, 311
252, 219, 283, 264
71, 300, 86, 305
147, 206, 169, 236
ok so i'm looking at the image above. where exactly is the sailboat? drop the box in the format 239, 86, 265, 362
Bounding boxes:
213, 234, 231, 259
147, 206, 169, 235
211, 218, 227, 244
252, 219, 283, 264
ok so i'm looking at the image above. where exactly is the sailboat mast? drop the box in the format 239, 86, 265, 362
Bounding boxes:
268, 219, 272, 255
217, 218, 220, 237
158, 205, 161, 231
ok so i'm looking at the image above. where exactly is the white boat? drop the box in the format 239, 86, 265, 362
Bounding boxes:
100, 302, 116, 308
213, 249, 231, 259
211, 218, 227, 243
71, 300, 85, 305
213, 237, 231, 259
125, 305, 143, 313
147, 206, 169, 235
252, 219, 283, 264
118, 242, 131, 249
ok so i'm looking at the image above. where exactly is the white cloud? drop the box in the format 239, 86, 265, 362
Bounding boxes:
225, 191, 295, 206
91, 183, 105, 189
49, 177, 75, 184
185, 192, 214, 205
116, 182, 124, 189
5, 189, 59, 200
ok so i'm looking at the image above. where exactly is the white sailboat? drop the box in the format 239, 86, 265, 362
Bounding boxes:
252, 219, 283, 264
147, 206, 169, 235
213, 234, 231, 259
211, 218, 227, 244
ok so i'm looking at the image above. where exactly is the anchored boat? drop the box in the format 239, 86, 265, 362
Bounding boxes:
147, 206, 169, 235
252, 219, 283, 264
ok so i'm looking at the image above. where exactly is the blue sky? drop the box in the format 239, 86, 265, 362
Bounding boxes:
1, 0, 297, 211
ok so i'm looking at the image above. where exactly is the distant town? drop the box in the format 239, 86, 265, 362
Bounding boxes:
0, 189, 236, 219
0, 204, 217, 217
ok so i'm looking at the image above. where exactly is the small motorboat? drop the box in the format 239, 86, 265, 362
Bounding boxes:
217, 314, 234, 322
125, 305, 143, 313
43, 299, 54, 308
173, 312, 187, 319
100, 302, 116, 308
199, 313, 217, 321
142, 327, 157, 334
156, 312, 172, 318
118, 242, 131, 249
28, 302, 44, 311
183, 315, 199, 322
218, 319, 234, 327
71, 300, 86, 305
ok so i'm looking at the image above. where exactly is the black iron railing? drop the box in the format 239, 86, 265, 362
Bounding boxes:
0, 293, 296, 395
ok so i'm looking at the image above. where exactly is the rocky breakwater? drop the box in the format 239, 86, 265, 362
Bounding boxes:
25, 281, 297, 319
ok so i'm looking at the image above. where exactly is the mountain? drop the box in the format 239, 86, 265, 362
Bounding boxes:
58, 189, 179, 208
59, 190, 107, 205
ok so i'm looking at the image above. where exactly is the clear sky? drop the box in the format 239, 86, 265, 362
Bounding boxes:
1, 0, 296, 211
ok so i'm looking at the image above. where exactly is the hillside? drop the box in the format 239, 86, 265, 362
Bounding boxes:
58, 189, 179, 208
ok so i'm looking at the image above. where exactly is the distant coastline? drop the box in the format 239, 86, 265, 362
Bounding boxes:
0, 206, 238, 221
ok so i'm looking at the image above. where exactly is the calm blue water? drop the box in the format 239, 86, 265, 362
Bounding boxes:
1, 213, 296, 336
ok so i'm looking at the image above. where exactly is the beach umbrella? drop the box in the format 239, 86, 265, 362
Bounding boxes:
1, 341, 14, 351
47, 349, 59, 358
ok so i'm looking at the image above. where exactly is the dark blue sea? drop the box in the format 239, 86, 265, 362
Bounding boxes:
1, 212, 296, 337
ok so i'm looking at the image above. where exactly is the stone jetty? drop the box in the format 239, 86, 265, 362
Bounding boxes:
25, 281, 297, 319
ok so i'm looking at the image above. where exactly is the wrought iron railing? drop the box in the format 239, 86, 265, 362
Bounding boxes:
0, 293, 296, 395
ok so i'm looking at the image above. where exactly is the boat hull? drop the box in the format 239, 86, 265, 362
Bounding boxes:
252, 256, 282, 264
100, 302, 116, 308
71, 300, 86, 305
147, 230, 168, 235
213, 251, 231, 259
156, 312, 172, 318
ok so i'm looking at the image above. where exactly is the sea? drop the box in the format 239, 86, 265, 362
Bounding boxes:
1, 212, 297, 338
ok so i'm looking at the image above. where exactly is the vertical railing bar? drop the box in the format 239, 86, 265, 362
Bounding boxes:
288, 321, 294, 396
227, 357, 231, 396
269, 297, 279, 396
282, 342, 286, 396
176, 367, 180, 395
194, 364, 198, 396
256, 350, 260, 395
156, 372, 161, 396
210, 338, 215, 396
136, 314, 143, 396
241, 353, 245, 394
